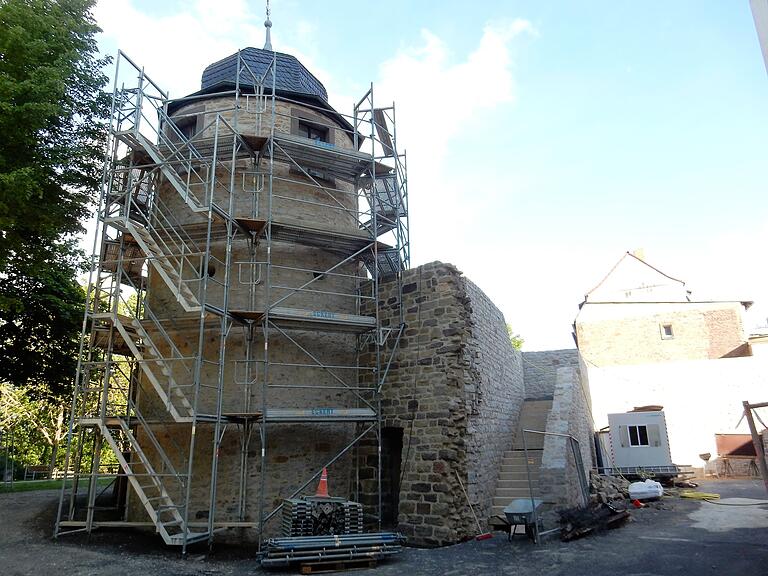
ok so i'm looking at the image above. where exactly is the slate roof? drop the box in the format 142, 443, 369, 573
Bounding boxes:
201, 47, 328, 102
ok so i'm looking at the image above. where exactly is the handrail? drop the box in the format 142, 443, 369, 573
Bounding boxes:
521, 428, 590, 544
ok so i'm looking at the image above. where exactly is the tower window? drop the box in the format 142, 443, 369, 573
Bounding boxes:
298, 120, 328, 143
660, 323, 674, 339
169, 115, 197, 142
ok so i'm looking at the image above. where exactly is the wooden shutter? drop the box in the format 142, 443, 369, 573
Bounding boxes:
648, 424, 661, 447
618, 425, 629, 448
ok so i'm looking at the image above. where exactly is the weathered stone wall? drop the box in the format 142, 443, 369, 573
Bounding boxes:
464, 279, 524, 524
538, 367, 594, 515
575, 302, 749, 366
358, 262, 524, 546
129, 94, 363, 538
522, 349, 579, 399
358, 262, 471, 546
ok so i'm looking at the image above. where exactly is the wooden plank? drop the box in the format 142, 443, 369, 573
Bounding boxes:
743, 400, 768, 496
300, 559, 377, 574
373, 108, 394, 157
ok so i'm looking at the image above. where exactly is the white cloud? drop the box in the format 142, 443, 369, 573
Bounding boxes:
89, 6, 559, 343
94, 0, 262, 97
367, 21, 535, 276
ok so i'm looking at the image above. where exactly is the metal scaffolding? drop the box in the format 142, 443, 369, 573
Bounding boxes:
54, 48, 409, 553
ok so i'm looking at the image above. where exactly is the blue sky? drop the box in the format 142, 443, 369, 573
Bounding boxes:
93, 1, 768, 349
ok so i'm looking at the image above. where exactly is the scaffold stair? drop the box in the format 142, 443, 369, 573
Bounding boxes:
96, 418, 207, 546
361, 173, 404, 236
92, 312, 194, 422
109, 218, 201, 312
362, 249, 403, 279
115, 130, 208, 214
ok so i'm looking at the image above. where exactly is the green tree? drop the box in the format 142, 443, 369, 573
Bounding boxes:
507, 323, 524, 351
0, 0, 110, 473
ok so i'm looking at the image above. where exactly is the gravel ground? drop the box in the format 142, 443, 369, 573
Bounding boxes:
1, 479, 766, 575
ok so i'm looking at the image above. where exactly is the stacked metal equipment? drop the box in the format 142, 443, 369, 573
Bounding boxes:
281, 497, 364, 537
260, 532, 407, 569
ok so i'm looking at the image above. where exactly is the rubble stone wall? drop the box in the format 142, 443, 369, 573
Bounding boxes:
359, 262, 524, 546
464, 279, 525, 524
522, 349, 579, 399
539, 367, 595, 514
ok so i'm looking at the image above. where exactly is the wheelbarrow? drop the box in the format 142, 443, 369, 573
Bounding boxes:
503, 498, 543, 543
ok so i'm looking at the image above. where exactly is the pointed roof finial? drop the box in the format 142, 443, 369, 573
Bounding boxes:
264, 0, 273, 51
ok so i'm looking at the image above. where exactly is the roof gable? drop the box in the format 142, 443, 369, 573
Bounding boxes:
584, 252, 688, 304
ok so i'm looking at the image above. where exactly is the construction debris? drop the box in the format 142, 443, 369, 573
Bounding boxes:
589, 471, 631, 504
680, 491, 720, 500
628, 479, 664, 501
558, 502, 631, 541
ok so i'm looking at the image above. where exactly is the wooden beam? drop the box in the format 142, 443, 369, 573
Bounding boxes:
742, 400, 768, 496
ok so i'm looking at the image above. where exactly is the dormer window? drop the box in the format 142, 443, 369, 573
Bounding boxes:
169, 115, 198, 143
298, 119, 328, 143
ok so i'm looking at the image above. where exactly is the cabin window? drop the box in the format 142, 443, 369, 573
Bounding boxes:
628, 425, 649, 447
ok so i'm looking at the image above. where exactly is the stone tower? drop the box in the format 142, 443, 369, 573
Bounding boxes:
56, 44, 409, 551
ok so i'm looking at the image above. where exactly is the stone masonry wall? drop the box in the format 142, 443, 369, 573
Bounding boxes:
522, 349, 579, 399
538, 367, 594, 518
464, 279, 524, 524
359, 262, 524, 546
128, 94, 362, 538
575, 302, 748, 367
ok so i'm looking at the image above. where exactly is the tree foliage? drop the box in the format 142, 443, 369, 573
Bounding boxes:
0, 0, 110, 472
507, 323, 524, 351
0, 0, 109, 395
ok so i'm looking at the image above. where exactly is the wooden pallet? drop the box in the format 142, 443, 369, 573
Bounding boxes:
299, 558, 377, 574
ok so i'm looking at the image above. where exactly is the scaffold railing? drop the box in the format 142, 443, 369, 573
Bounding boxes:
56, 44, 410, 553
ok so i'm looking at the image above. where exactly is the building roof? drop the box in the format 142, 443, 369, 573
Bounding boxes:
201, 47, 328, 102
580, 251, 754, 310
583, 251, 688, 306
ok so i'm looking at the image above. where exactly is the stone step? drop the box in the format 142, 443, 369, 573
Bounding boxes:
493, 495, 539, 508
497, 478, 539, 489
503, 450, 542, 459
499, 463, 541, 472
497, 478, 540, 487
501, 459, 541, 468
498, 474, 540, 483
495, 487, 538, 499
501, 455, 542, 465
501, 461, 541, 469
490, 503, 543, 517
500, 467, 541, 476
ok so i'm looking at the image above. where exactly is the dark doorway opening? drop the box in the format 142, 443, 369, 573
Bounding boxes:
381, 427, 403, 527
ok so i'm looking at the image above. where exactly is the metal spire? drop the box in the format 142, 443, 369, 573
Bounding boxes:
263, 0, 273, 51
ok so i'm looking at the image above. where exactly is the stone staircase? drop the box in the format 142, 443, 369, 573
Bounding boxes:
489, 399, 552, 523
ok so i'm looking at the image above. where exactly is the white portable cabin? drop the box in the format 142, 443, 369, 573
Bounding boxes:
606, 410, 673, 469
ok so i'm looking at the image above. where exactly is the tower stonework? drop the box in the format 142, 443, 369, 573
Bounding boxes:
133, 51, 366, 537
57, 46, 410, 550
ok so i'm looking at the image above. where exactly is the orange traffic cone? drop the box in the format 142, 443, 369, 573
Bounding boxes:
315, 467, 330, 498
